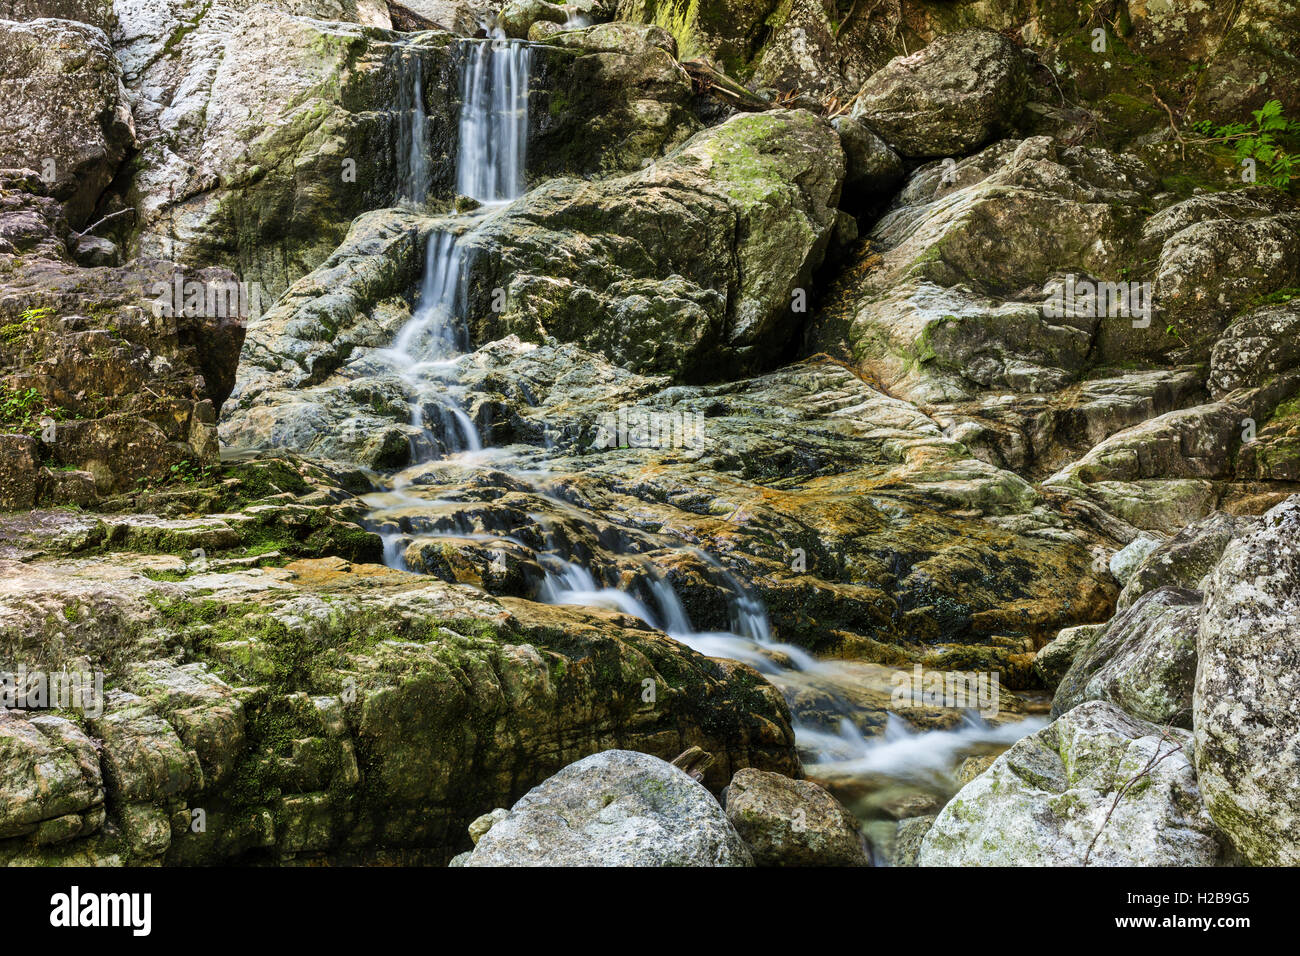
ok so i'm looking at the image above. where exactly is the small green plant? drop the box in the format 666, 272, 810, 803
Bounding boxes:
0, 385, 60, 438
1192, 99, 1300, 189
169, 459, 214, 484
0, 306, 51, 345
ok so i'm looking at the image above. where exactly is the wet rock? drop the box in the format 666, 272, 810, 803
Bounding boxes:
724, 767, 869, 866
463, 750, 754, 866
1052, 587, 1200, 727
0, 548, 799, 863
0, 18, 136, 227
851, 30, 1028, 158
1195, 495, 1300, 865
918, 701, 1229, 866
123, 5, 458, 300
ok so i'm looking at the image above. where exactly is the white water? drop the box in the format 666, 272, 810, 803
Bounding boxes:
382, 34, 539, 459
456, 39, 531, 204
371, 30, 1044, 847
397, 50, 431, 204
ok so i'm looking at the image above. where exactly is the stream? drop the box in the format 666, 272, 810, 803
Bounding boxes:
364, 28, 1046, 858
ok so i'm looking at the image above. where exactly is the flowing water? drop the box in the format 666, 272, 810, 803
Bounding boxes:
396, 49, 431, 204
375, 33, 1045, 859
455, 38, 531, 204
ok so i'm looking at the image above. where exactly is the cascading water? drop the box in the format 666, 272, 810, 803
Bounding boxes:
396, 49, 431, 204
382, 36, 539, 459
369, 28, 1043, 856
456, 39, 531, 203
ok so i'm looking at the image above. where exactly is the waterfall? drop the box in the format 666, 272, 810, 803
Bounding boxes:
456, 39, 532, 203
366, 31, 1045, 843
381, 37, 535, 456
396, 50, 430, 204
391, 231, 471, 367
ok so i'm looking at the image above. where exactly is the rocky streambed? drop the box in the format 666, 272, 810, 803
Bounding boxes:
1, 0, 1299, 867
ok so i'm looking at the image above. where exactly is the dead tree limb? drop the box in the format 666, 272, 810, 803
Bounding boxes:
680, 60, 771, 112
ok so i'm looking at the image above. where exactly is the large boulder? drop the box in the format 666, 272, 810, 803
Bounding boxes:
461, 109, 843, 382
724, 767, 869, 866
123, 6, 459, 301
1051, 586, 1200, 727
810, 136, 1157, 406
1195, 495, 1300, 865
462, 750, 754, 866
530, 22, 700, 177
918, 701, 1230, 866
1117, 512, 1257, 610
850, 29, 1029, 158
0, 18, 136, 227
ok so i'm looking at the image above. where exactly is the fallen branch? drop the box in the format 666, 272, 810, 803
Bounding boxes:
1083, 724, 1183, 866
71, 207, 134, 240
1143, 81, 1187, 159
680, 60, 771, 112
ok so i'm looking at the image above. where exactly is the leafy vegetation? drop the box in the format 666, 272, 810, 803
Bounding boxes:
1192, 100, 1300, 189
0, 385, 65, 439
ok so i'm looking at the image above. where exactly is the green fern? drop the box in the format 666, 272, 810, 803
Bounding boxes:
1192, 99, 1300, 189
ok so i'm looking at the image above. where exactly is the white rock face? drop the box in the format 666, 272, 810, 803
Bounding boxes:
918, 700, 1229, 866
1195, 495, 1300, 865
462, 750, 753, 866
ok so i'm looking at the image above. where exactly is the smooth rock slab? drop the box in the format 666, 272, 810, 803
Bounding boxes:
918, 701, 1228, 866
463, 750, 753, 866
